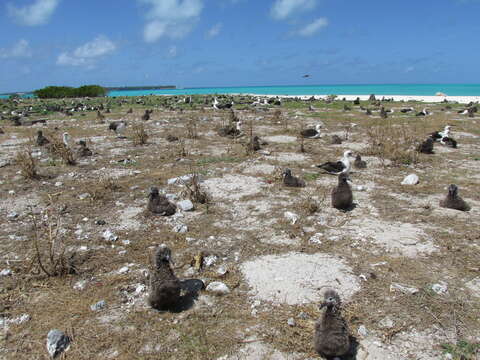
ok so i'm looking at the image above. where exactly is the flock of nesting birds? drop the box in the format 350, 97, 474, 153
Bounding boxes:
25, 97, 472, 359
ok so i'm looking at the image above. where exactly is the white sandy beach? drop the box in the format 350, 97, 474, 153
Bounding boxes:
240, 94, 480, 104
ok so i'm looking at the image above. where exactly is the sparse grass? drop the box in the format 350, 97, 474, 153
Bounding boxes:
48, 134, 76, 165
28, 209, 78, 277
15, 148, 38, 179
86, 176, 121, 202
365, 119, 419, 166
442, 340, 480, 359
131, 122, 149, 145
196, 156, 242, 165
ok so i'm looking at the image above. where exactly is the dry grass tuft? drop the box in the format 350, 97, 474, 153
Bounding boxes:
365, 120, 419, 166
28, 210, 79, 277
182, 172, 210, 204
87, 176, 121, 202
131, 122, 149, 145
15, 148, 38, 179
48, 135, 76, 165
186, 117, 198, 139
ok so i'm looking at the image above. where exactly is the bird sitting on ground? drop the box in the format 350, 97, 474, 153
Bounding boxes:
166, 134, 179, 142
417, 137, 434, 154
127, 108, 133, 114
36, 130, 50, 146
147, 187, 176, 216
440, 136, 457, 148
108, 121, 127, 138
97, 111, 105, 123
246, 136, 261, 152
76, 140, 92, 157
353, 154, 367, 169
142, 109, 153, 121
62, 132, 72, 147
331, 173, 353, 210
300, 124, 322, 139
314, 289, 351, 360
147, 244, 181, 311
283, 168, 305, 187
317, 150, 355, 175
0, 128, 4, 134
331, 135, 342, 145
430, 125, 451, 141
416, 108, 430, 116
439, 184, 470, 211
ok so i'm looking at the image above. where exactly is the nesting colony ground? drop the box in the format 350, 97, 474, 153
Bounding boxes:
0, 95, 479, 359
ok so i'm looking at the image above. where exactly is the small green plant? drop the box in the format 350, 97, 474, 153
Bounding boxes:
441, 340, 480, 359
303, 173, 320, 181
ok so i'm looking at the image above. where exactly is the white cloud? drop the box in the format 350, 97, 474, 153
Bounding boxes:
270, 0, 316, 20
405, 66, 415, 73
206, 23, 222, 38
295, 17, 328, 36
57, 36, 116, 67
167, 45, 178, 58
0, 39, 33, 59
139, 0, 203, 42
7, 0, 60, 26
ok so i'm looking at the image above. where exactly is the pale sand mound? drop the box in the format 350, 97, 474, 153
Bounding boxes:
263, 135, 297, 143
203, 174, 267, 201
329, 219, 437, 257
218, 342, 310, 360
242, 163, 276, 175
272, 152, 310, 163
240, 252, 360, 305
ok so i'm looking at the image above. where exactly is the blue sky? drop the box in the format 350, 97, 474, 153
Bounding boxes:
0, 0, 479, 92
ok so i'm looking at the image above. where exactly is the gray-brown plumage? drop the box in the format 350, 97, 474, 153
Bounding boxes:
127, 108, 133, 114
147, 244, 181, 310
36, 130, 50, 146
142, 109, 153, 121
332, 173, 353, 210
331, 135, 342, 145
314, 289, 350, 359
76, 140, 92, 157
283, 168, 305, 187
0, 127, 4, 134
417, 137, 434, 154
97, 111, 105, 122
380, 106, 388, 119
247, 136, 261, 152
147, 187, 176, 216
353, 154, 367, 169
166, 134, 179, 142
440, 184, 470, 211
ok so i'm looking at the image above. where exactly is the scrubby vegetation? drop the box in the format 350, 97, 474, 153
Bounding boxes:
34, 85, 107, 99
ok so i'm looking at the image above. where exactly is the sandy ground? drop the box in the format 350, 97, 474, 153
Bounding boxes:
0, 95, 479, 359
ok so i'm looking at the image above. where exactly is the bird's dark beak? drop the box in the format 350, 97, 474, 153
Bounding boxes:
319, 302, 326, 309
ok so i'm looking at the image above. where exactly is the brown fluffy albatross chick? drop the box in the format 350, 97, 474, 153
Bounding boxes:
147, 187, 176, 216
147, 244, 181, 310
440, 184, 470, 211
332, 173, 353, 211
314, 289, 350, 360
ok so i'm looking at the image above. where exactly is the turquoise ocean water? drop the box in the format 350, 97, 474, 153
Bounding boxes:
109, 84, 480, 97
2, 84, 480, 99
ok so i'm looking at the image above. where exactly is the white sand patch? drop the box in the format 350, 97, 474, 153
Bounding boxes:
263, 135, 297, 144
259, 230, 299, 246
242, 163, 276, 175
115, 206, 144, 231
465, 277, 480, 296
272, 152, 310, 163
203, 175, 267, 201
0, 193, 42, 214
240, 252, 360, 305
212, 199, 278, 231
357, 328, 451, 360
343, 219, 436, 257
218, 342, 308, 360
